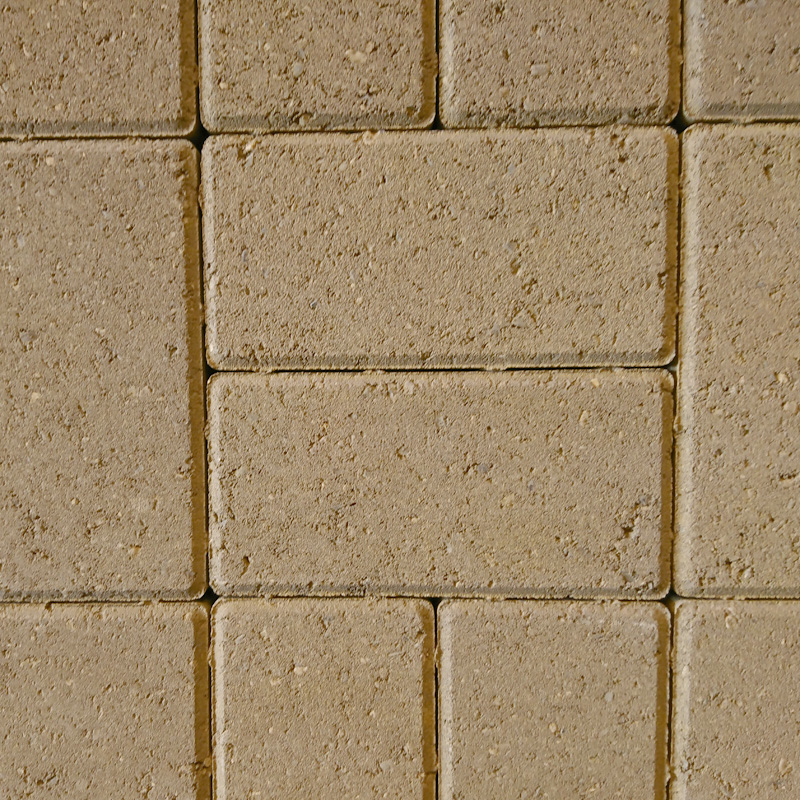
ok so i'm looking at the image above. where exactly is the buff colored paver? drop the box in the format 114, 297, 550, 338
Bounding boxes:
439, 0, 680, 128
672, 601, 800, 799
203, 129, 677, 370
0, 141, 205, 600
0, 0, 196, 136
439, 601, 670, 799
676, 126, 800, 597
212, 598, 435, 800
685, 0, 800, 121
0, 603, 210, 800
198, 0, 436, 132
208, 371, 673, 598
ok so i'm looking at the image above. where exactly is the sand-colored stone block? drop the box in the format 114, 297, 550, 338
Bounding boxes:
198, 0, 436, 132
672, 600, 800, 799
203, 129, 677, 370
0, 141, 205, 600
685, 0, 800, 121
0, 0, 196, 136
439, 0, 680, 128
212, 598, 435, 800
676, 126, 800, 596
438, 600, 670, 799
208, 371, 672, 598
0, 603, 210, 800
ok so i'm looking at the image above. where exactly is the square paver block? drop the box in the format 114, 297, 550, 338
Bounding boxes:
0, 0, 196, 136
203, 129, 677, 369
672, 601, 800, 799
0, 603, 210, 800
439, 601, 670, 799
212, 598, 435, 800
0, 141, 205, 600
685, 0, 800, 121
208, 371, 673, 598
199, 0, 436, 132
439, 0, 680, 127
676, 126, 800, 597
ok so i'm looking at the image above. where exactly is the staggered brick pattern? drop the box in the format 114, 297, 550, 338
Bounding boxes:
1, 1, 799, 798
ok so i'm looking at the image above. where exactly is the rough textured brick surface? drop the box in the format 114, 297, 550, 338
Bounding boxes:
0, 603, 210, 800
672, 601, 800, 799
439, 0, 680, 128
203, 129, 677, 370
0, 0, 196, 136
212, 598, 435, 800
208, 371, 672, 598
199, 0, 436, 132
439, 601, 670, 800
685, 0, 800, 121
676, 126, 800, 597
0, 141, 205, 600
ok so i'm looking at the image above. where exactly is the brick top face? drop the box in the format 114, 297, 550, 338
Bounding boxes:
212, 598, 435, 800
0, 141, 205, 600
672, 601, 800, 799
198, 0, 436, 132
0, 0, 196, 136
676, 126, 800, 597
685, 0, 800, 121
208, 371, 672, 598
0, 603, 210, 800
439, 0, 680, 128
438, 601, 670, 800
203, 129, 677, 369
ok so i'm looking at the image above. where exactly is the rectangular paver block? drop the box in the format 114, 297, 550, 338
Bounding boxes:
0, 603, 209, 800
203, 129, 677, 369
672, 601, 800, 799
685, 0, 800, 121
676, 126, 800, 597
199, 0, 436, 132
438, 600, 670, 800
0, 0, 196, 136
0, 141, 205, 600
439, 0, 680, 127
212, 598, 435, 800
208, 371, 673, 598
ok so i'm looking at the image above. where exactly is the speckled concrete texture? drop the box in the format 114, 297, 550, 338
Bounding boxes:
0, 603, 210, 800
4, 4, 800, 797
208, 371, 673, 598
438, 601, 670, 799
439, 0, 681, 128
0, 141, 205, 600
202, 129, 678, 370
198, 0, 436, 132
212, 598, 435, 800
676, 126, 800, 597
0, 0, 196, 136
672, 601, 800, 799
685, 0, 800, 121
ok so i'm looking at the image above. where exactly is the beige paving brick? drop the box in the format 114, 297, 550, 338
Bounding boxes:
672, 600, 800, 799
676, 126, 800, 597
203, 129, 677, 370
198, 0, 436, 132
0, 141, 205, 600
0, 0, 196, 136
439, 600, 670, 799
208, 371, 672, 598
439, 0, 680, 128
685, 0, 800, 121
0, 603, 210, 800
212, 598, 435, 800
